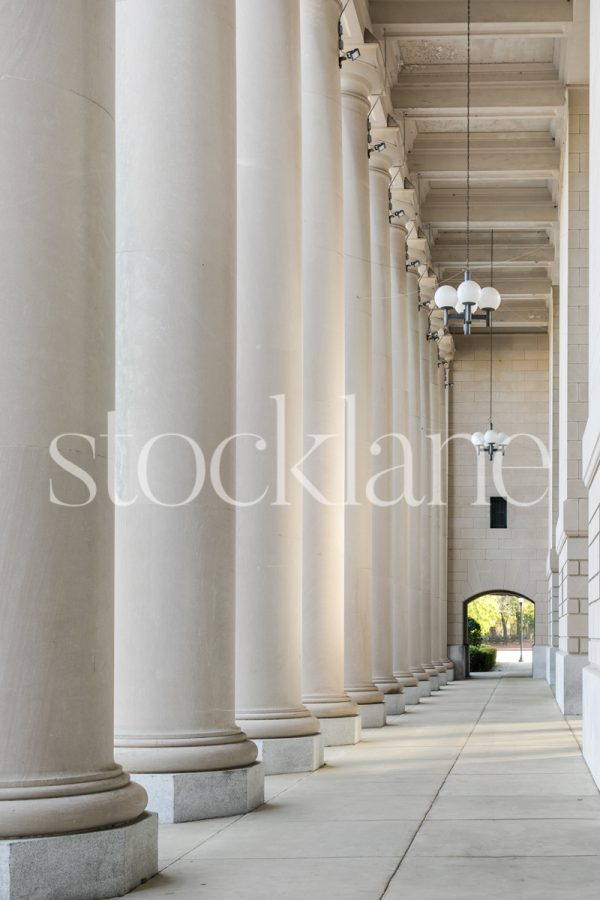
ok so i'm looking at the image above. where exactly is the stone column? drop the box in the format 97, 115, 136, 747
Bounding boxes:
341, 60, 386, 727
428, 338, 447, 687
114, 0, 263, 820
0, 3, 156, 897
545, 285, 560, 685
583, 1, 600, 786
300, 0, 360, 747
419, 319, 439, 691
555, 86, 589, 714
439, 359, 455, 680
390, 224, 420, 705
406, 269, 431, 696
370, 142, 404, 716
236, 0, 322, 773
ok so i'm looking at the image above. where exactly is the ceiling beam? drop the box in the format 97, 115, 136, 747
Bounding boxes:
392, 80, 565, 114
421, 195, 557, 227
408, 146, 559, 177
433, 244, 555, 266
370, 1, 573, 26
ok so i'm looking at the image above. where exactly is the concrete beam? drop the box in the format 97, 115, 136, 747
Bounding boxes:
393, 79, 565, 114
409, 146, 560, 177
370, 1, 573, 26
422, 189, 558, 226
432, 243, 555, 266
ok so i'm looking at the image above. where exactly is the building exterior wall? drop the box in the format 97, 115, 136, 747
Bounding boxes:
447, 333, 550, 673
583, 0, 600, 788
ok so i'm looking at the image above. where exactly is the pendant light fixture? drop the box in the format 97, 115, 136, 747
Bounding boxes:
434, 0, 502, 335
471, 230, 509, 459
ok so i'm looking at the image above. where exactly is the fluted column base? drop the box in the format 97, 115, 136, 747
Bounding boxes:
346, 685, 386, 728
115, 728, 259, 775
134, 764, 264, 823
412, 668, 432, 697
424, 665, 441, 692
115, 730, 265, 819
236, 709, 322, 774
304, 695, 361, 746
0, 773, 147, 840
0, 813, 157, 900
395, 671, 420, 705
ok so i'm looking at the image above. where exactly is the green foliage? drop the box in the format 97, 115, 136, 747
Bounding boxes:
467, 594, 535, 643
469, 643, 497, 672
467, 596, 500, 635
467, 616, 483, 647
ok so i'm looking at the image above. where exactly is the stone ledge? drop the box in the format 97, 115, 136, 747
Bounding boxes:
402, 685, 421, 705
133, 763, 264, 824
358, 702, 386, 729
384, 693, 406, 716
0, 812, 157, 900
318, 716, 361, 747
253, 734, 324, 775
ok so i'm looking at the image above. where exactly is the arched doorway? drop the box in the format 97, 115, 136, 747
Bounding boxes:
464, 591, 535, 678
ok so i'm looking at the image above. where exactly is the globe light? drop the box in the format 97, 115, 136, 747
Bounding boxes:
434, 285, 459, 310
455, 299, 465, 314
496, 431, 509, 446
457, 278, 481, 306
471, 432, 485, 447
484, 428, 498, 446
478, 286, 501, 311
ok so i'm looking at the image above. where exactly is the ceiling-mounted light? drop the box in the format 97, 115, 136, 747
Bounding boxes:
471, 242, 509, 460
433, 0, 501, 335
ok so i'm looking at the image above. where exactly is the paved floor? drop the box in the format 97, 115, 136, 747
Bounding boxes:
120, 675, 600, 899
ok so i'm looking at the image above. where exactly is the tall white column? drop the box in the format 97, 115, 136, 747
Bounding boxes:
370, 143, 404, 716
406, 269, 431, 695
439, 357, 455, 680
390, 225, 421, 704
300, 0, 360, 748
0, 3, 155, 896
342, 61, 386, 727
419, 317, 439, 690
236, 0, 322, 774
114, 0, 263, 821
430, 341, 448, 683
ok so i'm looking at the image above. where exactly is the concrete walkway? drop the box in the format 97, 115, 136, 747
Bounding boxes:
121, 676, 600, 899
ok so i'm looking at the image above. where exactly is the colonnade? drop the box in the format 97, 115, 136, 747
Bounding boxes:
0, 2, 451, 898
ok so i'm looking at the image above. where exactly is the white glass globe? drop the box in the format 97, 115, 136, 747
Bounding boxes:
496, 431, 509, 446
471, 432, 485, 447
457, 278, 482, 306
478, 286, 501, 311
484, 429, 498, 446
434, 285, 459, 310
455, 299, 465, 314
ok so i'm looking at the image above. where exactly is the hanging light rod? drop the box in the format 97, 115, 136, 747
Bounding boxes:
471, 230, 509, 459
433, 0, 502, 336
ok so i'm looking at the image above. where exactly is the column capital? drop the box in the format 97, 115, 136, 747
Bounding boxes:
340, 55, 381, 101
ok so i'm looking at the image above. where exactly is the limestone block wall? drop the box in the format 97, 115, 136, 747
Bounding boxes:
556, 87, 590, 665
447, 334, 550, 652
582, 0, 600, 786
